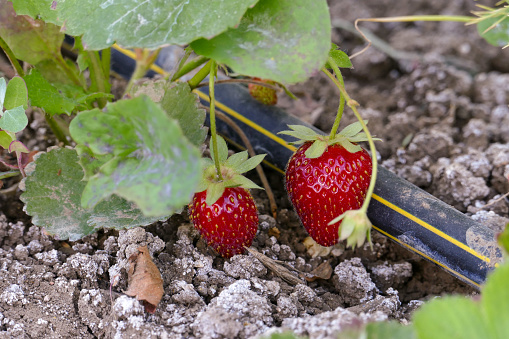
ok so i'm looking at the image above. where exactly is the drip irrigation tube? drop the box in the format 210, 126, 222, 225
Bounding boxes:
196, 84, 503, 289
110, 47, 502, 289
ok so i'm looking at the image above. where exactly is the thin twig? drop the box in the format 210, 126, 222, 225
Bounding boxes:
480, 192, 509, 210
214, 110, 278, 219
245, 247, 304, 285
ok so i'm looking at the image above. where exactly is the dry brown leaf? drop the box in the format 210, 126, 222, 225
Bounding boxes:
305, 260, 333, 282
124, 245, 164, 313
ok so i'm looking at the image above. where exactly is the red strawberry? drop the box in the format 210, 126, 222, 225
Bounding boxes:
248, 78, 278, 106
188, 136, 265, 258
189, 187, 258, 258
280, 122, 377, 247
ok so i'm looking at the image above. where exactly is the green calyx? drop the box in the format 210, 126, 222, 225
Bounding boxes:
329, 209, 373, 250
196, 136, 265, 205
279, 120, 381, 159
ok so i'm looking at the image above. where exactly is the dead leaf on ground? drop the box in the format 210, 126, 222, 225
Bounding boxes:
305, 260, 333, 282
124, 245, 164, 313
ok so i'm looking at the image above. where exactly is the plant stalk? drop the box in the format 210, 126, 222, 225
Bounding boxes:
326, 56, 346, 140
171, 55, 209, 82
322, 67, 377, 213
187, 59, 213, 90
45, 114, 70, 146
208, 60, 223, 181
0, 36, 24, 77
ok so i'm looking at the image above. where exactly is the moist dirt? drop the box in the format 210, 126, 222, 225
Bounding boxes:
1, 0, 509, 338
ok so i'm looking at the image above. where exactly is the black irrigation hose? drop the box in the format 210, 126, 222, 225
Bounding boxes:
196, 84, 503, 290
108, 47, 502, 289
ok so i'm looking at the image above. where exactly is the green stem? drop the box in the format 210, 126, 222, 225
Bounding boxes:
326, 56, 346, 140
187, 59, 213, 90
167, 48, 192, 81
101, 47, 111, 81
0, 35, 24, 77
358, 14, 472, 23
45, 114, 70, 146
208, 60, 223, 181
173, 55, 209, 83
87, 50, 110, 107
322, 67, 377, 213
54, 53, 82, 87
123, 48, 161, 96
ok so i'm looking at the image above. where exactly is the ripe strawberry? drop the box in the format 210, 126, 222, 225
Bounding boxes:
189, 187, 258, 258
281, 122, 377, 247
188, 136, 265, 258
248, 78, 278, 105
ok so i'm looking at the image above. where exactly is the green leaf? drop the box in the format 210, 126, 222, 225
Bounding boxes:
235, 154, 266, 173
23, 68, 77, 116
0, 170, 20, 180
477, 9, 509, 47
4, 76, 28, 110
0, 131, 13, 149
69, 96, 202, 217
20, 148, 164, 241
210, 136, 229, 165
0, 77, 7, 108
481, 263, 509, 338
305, 140, 328, 159
8, 140, 29, 153
224, 151, 249, 168
206, 182, 225, 206
339, 121, 366, 138
231, 175, 262, 190
10, 0, 259, 50
20, 148, 96, 241
498, 223, 509, 255
326, 50, 353, 69
413, 296, 489, 339
132, 81, 207, 147
340, 139, 362, 153
413, 263, 509, 339
75, 144, 113, 180
160, 82, 208, 147
0, 106, 28, 133
0, 0, 64, 65
191, 0, 331, 84
365, 321, 416, 339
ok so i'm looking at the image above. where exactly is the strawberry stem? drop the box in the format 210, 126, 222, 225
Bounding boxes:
322, 67, 378, 214
326, 56, 346, 140
208, 60, 223, 181
0, 35, 24, 77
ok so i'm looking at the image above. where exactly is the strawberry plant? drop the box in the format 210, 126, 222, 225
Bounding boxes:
0, 0, 338, 251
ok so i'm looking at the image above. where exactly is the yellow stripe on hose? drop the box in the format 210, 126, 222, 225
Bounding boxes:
373, 225, 481, 289
372, 194, 491, 264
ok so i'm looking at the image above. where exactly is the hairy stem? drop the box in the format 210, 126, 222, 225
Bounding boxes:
0, 36, 24, 77
326, 56, 346, 140
187, 59, 213, 90
171, 55, 208, 82
87, 50, 110, 107
45, 114, 70, 146
208, 60, 223, 180
322, 67, 377, 213
215, 110, 278, 218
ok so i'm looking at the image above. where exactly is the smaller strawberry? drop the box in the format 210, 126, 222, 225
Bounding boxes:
280, 121, 379, 248
189, 136, 265, 258
248, 78, 278, 106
